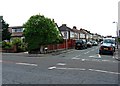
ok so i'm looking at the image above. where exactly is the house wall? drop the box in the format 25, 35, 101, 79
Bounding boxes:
61, 31, 69, 39
80, 33, 85, 39
70, 31, 75, 39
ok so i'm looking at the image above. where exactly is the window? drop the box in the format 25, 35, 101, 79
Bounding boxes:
12, 28, 23, 32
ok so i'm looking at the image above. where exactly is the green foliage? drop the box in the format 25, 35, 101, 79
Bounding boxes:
2, 41, 13, 49
23, 14, 63, 50
12, 38, 27, 52
12, 38, 22, 46
2, 38, 27, 52
2, 19, 11, 41
118, 38, 120, 43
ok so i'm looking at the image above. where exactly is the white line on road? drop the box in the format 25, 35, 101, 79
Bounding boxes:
56, 67, 86, 71
72, 57, 80, 60
89, 56, 95, 57
48, 66, 86, 71
48, 67, 120, 75
102, 60, 111, 62
57, 63, 66, 66
16, 63, 38, 66
81, 59, 86, 61
48, 66, 56, 70
89, 69, 120, 75
84, 51, 89, 54
72, 54, 81, 59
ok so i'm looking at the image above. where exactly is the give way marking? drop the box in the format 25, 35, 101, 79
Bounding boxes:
48, 66, 120, 75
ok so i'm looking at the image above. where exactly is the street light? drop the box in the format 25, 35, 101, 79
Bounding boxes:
113, 21, 118, 36
113, 21, 118, 49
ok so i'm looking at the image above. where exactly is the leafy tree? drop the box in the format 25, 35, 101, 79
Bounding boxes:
23, 14, 63, 53
2, 19, 11, 41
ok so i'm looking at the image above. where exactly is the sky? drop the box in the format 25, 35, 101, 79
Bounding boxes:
0, 0, 119, 36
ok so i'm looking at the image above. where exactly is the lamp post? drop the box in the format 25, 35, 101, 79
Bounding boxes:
65, 30, 67, 50
113, 21, 118, 36
113, 21, 118, 49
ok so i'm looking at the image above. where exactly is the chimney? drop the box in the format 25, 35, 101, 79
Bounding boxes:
62, 24, 67, 26
80, 28, 83, 30
73, 26, 77, 29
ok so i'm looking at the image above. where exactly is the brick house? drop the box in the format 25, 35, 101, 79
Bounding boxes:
8, 26, 24, 40
59, 24, 74, 39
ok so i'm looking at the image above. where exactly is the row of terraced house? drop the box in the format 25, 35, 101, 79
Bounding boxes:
8, 24, 103, 52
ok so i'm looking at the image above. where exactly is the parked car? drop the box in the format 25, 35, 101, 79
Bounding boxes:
75, 39, 87, 49
92, 41, 98, 46
87, 41, 92, 47
99, 39, 114, 55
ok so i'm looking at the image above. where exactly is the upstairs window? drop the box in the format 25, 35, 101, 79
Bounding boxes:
12, 28, 23, 32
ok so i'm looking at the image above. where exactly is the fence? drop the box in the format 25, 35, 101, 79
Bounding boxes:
47, 39, 75, 51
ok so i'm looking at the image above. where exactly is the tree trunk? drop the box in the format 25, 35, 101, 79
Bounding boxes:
40, 45, 44, 54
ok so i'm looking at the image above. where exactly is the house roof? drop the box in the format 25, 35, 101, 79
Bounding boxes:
9, 26, 24, 29
72, 26, 79, 33
59, 24, 74, 32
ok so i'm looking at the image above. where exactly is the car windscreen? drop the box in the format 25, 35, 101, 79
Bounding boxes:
76, 40, 83, 43
103, 39, 115, 44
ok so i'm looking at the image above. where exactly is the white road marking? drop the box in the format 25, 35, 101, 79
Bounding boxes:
26, 57, 44, 58
56, 67, 86, 71
89, 69, 120, 75
102, 60, 110, 62
89, 56, 95, 57
48, 67, 119, 75
72, 57, 80, 60
16, 63, 38, 66
57, 63, 66, 66
48, 66, 86, 71
72, 54, 81, 59
81, 59, 86, 61
84, 51, 89, 54
48, 66, 56, 70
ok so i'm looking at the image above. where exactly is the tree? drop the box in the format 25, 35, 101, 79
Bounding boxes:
23, 14, 63, 53
2, 19, 11, 41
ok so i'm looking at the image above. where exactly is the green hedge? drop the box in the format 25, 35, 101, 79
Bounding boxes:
2, 38, 28, 52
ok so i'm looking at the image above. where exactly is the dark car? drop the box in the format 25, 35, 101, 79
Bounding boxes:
92, 40, 98, 46
75, 39, 87, 49
87, 41, 92, 47
99, 39, 114, 55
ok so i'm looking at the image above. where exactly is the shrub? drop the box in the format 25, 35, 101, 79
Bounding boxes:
12, 38, 22, 46
2, 41, 13, 49
12, 38, 28, 52
118, 38, 120, 44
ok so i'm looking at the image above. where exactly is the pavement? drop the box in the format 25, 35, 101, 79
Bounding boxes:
115, 44, 120, 61
2, 48, 75, 57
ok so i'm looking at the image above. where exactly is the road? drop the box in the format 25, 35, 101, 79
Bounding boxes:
2, 45, 120, 84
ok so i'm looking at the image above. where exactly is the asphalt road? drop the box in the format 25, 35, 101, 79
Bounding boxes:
2, 45, 120, 84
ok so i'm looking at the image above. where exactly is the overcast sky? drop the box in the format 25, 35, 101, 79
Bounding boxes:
0, 0, 119, 36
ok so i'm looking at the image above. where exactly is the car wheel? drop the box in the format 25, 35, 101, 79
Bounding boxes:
99, 51, 102, 55
114, 48, 115, 52
111, 52, 114, 56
